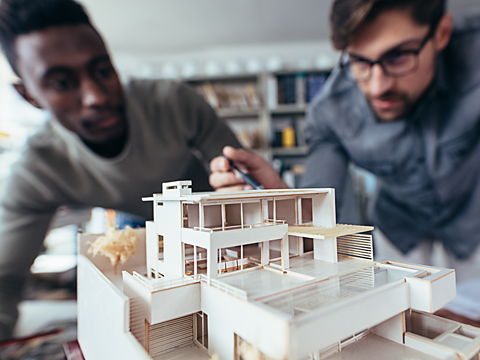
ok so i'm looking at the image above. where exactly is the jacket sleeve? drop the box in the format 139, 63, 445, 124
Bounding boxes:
300, 103, 350, 211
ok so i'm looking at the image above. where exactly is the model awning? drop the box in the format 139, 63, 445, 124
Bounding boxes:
287, 224, 374, 239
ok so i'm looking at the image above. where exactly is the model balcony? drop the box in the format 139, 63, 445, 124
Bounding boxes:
182, 221, 288, 257
184, 219, 286, 243
193, 219, 286, 232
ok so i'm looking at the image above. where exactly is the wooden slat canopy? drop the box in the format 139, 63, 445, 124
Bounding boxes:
287, 224, 374, 239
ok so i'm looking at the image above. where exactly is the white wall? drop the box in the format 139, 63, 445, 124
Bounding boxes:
78, 256, 150, 360
74, 0, 480, 80
78, 0, 480, 57
201, 285, 290, 360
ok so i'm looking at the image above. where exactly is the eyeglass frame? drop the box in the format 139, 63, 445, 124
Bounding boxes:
340, 24, 437, 82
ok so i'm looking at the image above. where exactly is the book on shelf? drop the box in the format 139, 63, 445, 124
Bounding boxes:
306, 73, 328, 103
277, 75, 296, 105
194, 81, 261, 111
273, 72, 330, 107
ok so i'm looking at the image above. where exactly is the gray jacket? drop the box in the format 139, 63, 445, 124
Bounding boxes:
301, 15, 480, 259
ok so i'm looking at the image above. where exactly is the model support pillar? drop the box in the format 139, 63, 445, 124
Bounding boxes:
146, 221, 158, 278
262, 241, 270, 266
370, 312, 405, 344
314, 237, 338, 263
207, 247, 218, 284
281, 233, 290, 270
261, 199, 270, 267
297, 235, 304, 256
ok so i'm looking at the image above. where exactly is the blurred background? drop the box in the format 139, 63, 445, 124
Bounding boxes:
0, 0, 479, 355
1, 0, 479, 192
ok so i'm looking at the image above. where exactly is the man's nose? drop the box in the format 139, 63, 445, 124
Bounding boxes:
367, 64, 395, 97
81, 78, 108, 108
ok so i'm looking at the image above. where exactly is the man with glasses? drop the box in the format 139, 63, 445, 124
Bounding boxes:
210, 0, 480, 325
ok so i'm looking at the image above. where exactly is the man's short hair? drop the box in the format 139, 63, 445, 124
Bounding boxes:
330, 0, 446, 50
0, 0, 93, 75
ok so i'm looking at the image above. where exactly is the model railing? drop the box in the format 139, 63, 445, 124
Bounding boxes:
132, 271, 151, 287
318, 329, 370, 359
199, 274, 248, 301
131, 272, 248, 300
218, 257, 249, 273
132, 271, 201, 291
336, 234, 373, 261
193, 219, 286, 233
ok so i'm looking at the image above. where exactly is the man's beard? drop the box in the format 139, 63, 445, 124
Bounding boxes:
366, 91, 414, 122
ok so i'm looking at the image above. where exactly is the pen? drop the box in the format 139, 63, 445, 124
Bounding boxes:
222, 155, 264, 190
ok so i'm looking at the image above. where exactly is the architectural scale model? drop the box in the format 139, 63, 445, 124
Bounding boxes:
77, 181, 480, 360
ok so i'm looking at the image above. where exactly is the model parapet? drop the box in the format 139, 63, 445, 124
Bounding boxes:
77, 181, 480, 360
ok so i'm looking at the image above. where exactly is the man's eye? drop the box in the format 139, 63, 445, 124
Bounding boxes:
47, 78, 76, 90
384, 52, 411, 66
93, 64, 115, 79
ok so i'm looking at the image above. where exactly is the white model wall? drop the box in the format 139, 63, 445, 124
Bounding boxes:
243, 201, 261, 225
123, 273, 201, 326
210, 224, 288, 249
150, 283, 201, 325
78, 256, 150, 360
312, 191, 336, 227
201, 285, 290, 360
289, 282, 410, 359
406, 270, 456, 313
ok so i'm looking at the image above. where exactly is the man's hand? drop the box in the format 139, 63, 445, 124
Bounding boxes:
210, 146, 288, 191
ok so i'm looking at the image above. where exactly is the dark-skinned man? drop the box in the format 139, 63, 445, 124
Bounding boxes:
0, 0, 240, 339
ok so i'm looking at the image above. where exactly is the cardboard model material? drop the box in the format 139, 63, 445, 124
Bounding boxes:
77, 181, 480, 360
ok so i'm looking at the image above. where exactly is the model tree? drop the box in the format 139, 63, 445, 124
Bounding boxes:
88, 221, 139, 274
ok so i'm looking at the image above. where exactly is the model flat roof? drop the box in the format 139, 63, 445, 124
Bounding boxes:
259, 265, 413, 316
142, 188, 333, 203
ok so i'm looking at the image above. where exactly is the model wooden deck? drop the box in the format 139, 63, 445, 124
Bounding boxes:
287, 224, 373, 239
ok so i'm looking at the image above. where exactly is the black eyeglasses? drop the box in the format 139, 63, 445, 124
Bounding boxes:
341, 27, 435, 82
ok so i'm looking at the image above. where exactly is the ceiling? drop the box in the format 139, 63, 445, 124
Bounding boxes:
78, 0, 480, 56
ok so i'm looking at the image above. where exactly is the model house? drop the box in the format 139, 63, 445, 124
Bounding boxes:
77, 181, 480, 360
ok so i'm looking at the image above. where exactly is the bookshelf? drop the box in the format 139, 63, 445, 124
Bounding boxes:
183, 67, 332, 186
185, 74, 267, 151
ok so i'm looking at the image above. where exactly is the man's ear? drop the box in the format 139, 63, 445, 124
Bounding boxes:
13, 83, 43, 109
435, 13, 454, 52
